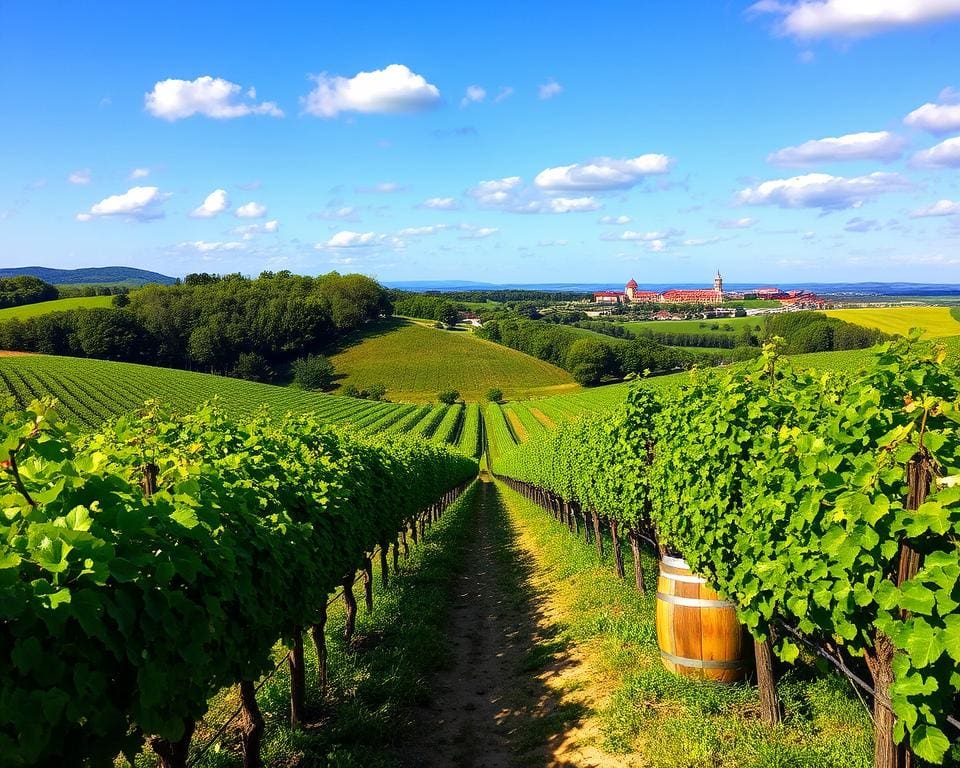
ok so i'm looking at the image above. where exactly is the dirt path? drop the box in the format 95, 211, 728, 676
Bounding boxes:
405, 476, 626, 768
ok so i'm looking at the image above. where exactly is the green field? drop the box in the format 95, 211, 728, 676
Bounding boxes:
328, 318, 579, 401
823, 306, 960, 339
623, 315, 763, 335
0, 294, 114, 321
0, 353, 482, 457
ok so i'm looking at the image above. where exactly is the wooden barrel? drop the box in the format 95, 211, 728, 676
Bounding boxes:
655, 555, 748, 683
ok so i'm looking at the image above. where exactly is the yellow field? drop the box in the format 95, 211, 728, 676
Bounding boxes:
823, 307, 960, 339
328, 318, 579, 402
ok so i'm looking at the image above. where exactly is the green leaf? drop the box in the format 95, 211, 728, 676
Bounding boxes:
171, 507, 199, 529
902, 620, 944, 667
910, 724, 950, 763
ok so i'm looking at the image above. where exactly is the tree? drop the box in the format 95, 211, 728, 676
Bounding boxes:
438, 389, 460, 404
231, 352, 272, 382
565, 338, 614, 386
111, 293, 130, 308
486, 387, 503, 403
291, 354, 335, 390
437, 303, 459, 327
365, 383, 387, 401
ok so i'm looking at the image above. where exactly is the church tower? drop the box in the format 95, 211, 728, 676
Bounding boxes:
625, 278, 638, 302
713, 270, 723, 298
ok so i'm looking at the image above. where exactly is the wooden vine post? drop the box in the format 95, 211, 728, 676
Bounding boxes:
610, 518, 625, 579
362, 555, 374, 612
288, 628, 306, 728
754, 636, 782, 726
342, 571, 358, 641
867, 449, 931, 768
239, 679, 264, 768
309, 601, 328, 692
627, 529, 646, 593
592, 510, 604, 559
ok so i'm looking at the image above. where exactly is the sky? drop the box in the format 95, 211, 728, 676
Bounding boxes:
2, 1, 960, 285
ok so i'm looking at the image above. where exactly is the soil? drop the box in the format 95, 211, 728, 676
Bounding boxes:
405, 476, 631, 768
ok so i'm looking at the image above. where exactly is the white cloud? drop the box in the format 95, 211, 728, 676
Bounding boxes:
682, 236, 728, 246
398, 225, 447, 236
313, 205, 358, 221
356, 181, 403, 193
548, 196, 601, 213
910, 199, 960, 217
717, 217, 757, 229
233, 220, 279, 239
749, 0, 960, 39
844, 216, 881, 232
538, 79, 563, 100
905, 90, 960, 134
468, 176, 523, 207
320, 230, 400, 249
68, 168, 92, 186
737, 172, 910, 210
459, 225, 498, 239
912, 136, 960, 168
534, 154, 672, 191
301, 64, 441, 118
608, 230, 674, 242
190, 189, 229, 218
599, 215, 632, 225
145, 76, 283, 121
648, 239, 666, 252
180, 240, 246, 253
235, 201, 267, 219
494, 86, 515, 103
129, 167, 150, 180
767, 131, 905, 166
461, 85, 486, 107
420, 197, 459, 210
76, 186, 169, 222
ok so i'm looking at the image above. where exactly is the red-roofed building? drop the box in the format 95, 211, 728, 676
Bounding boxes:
594, 290, 625, 304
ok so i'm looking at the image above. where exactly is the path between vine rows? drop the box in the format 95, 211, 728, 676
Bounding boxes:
405, 475, 628, 768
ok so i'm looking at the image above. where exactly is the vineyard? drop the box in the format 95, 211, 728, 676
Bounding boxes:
0, 354, 482, 458
489, 336, 960, 765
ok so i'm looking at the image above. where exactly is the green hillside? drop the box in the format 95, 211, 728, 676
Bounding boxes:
328, 318, 579, 402
0, 294, 114, 321
0, 353, 482, 456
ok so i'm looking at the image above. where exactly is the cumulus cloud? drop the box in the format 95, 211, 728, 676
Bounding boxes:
534, 154, 672, 191
912, 136, 960, 168
844, 216, 882, 232
312, 205, 359, 221
68, 168, 92, 186
737, 172, 910, 210
749, 0, 960, 39
323, 231, 383, 248
682, 236, 728, 246
904, 88, 960, 134
494, 86, 515, 103
398, 225, 448, 236
190, 189, 229, 218
717, 216, 757, 228
76, 186, 169, 222
419, 197, 459, 210
301, 64, 441, 118
467, 176, 603, 214
179, 240, 246, 253
538, 79, 563, 99
604, 229, 676, 242
599, 215, 632, 225
459, 225, 499, 239
548, 197, 601, 213
235, 201, 267, 218
233, 220, 279, 239
767, 131, 905, 166
461, 85, 486, 107
356, 181, 404, 193
910, 199, 960, 217
145, 76, 283, 121
129, 167, 150, 180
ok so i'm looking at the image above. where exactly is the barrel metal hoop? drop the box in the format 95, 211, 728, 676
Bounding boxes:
661, 555, 689, 569
659, 649, 744, 670
658, 571, 706, 584
656, 592, 733, 609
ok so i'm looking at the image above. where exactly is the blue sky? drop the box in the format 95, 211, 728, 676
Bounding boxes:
2, 1, 960, 285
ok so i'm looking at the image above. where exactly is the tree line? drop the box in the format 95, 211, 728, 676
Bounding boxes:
0, 275, 58, 309
0, 271, 390, 379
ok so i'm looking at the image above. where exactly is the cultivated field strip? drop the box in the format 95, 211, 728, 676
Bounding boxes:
0, 354, 468, 450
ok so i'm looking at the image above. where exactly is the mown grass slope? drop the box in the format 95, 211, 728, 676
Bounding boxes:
823, 306, 960, 338
328, 318, 578, 402
0, 295, 114, 321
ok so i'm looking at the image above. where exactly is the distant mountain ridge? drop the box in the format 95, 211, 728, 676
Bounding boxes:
0, 266, 176, 286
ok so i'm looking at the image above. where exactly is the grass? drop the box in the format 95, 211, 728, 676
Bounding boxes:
623, 316, 763, 336
823, 307, 960, 339
327, 318, 579, 402
496, 480, 875, 767
0, 294, 114, 321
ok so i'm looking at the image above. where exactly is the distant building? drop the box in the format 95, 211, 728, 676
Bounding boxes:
593, 272, 826, 308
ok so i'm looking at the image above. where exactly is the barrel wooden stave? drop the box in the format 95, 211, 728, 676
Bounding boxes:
655, 555, 747, 683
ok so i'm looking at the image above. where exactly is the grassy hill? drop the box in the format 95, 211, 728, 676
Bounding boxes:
0, 353, 482, 457
0, 294, 114, 321
823, 306, 960, 338
328, 318, 578, 402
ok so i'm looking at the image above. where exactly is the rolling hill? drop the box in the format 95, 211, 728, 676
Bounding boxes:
0, 294, 114, 321
0, 265, 176, 286
328, 318, 579, 401
823, 306, 960, 339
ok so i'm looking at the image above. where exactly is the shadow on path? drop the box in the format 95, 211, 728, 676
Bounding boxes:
403, 474, 589, 768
